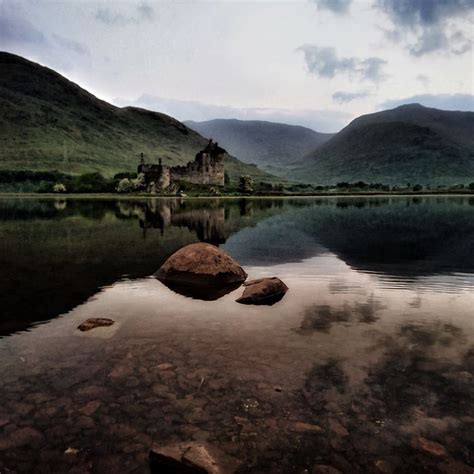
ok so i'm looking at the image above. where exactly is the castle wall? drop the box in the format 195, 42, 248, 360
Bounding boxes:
140, 164, 170, 191
170, 153, 224, 187
140, 146, 225, 192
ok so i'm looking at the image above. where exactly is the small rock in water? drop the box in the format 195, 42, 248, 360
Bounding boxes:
149, 442, 241, 474
312, 465, 342, 474
0, 427, 44, 450
411, 436, 447, 457
158, 363, 173, 371
290, 421, 324, 434
236, 277, 288, 305
64, 447, 80, 455
77, 318, 114, 331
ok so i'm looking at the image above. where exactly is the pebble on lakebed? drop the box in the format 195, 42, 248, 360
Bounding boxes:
236, 277, 288, 306
77, 318, 115, 331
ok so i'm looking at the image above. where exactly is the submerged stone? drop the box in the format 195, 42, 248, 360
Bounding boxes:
155, 243, 247, 301
411, 437, 447, 457
0, 427, 44, 450
290, 421, 324, 434
149, 442, 241, 474
312, 465, 342, 474
236, 277, 288, 305
77, 318, 114, 331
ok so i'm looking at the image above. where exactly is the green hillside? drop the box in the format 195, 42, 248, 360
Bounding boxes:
185, 118, 333, 176
290, 104, 474, 185
0, 52, 278, 182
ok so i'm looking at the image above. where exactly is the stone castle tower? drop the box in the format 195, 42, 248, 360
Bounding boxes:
138, 140, 226, 193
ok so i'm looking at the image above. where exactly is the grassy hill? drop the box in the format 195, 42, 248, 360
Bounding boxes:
290, 104, 474, 185
0, 52, 279, 182
185, 118, 333, 176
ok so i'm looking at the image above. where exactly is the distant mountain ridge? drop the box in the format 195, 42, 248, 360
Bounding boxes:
185, 118, 333, 176
290, 104, 474, 185
0, 52, 278, 182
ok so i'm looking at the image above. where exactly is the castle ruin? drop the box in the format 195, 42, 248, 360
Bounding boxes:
138, 140, 226, 193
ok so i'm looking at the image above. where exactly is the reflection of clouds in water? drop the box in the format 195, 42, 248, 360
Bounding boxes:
399, 322, 467, 348
355, 295, 385, 324
302, 321, 474, 471
328, 277, 365, 295
408, 295, 422, 308
296, 294, 384, 334
298, 304, 351, 333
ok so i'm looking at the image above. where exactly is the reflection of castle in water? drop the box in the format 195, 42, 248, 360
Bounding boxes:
136, 200, 227, 244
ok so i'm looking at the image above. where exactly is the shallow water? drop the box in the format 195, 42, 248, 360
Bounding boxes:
0, 196, 473, 473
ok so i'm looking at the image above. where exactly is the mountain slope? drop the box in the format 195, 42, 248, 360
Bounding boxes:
185, 118, 333, 175
0, 52, 278, 182
290, 104, 474, 185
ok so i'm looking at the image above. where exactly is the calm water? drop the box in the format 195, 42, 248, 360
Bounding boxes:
0, 196, 473, 473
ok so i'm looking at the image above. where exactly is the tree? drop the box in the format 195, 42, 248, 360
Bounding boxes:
413, 184, 423, 192
116, 178, 133, 193
70, 172, 109, 193
238, 175, 253, 194
469, 182, 474, 190
224, 172, 230, 186
132, 172, 145, 191
53, 183, 66, 193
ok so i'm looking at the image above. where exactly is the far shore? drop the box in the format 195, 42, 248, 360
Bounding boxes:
0, 191, 473, 200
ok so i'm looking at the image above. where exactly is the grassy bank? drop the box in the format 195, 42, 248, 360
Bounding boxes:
1, 190, 474, 200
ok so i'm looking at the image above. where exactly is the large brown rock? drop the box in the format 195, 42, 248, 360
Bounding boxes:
236, 277, 288, 305
155, 243, 247, 300
149, 442, 241, 474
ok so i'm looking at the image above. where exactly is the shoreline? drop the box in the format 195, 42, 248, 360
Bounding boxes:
0, 191, 473, 200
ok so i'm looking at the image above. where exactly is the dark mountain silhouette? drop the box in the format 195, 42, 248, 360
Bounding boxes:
290, 104, 474, 185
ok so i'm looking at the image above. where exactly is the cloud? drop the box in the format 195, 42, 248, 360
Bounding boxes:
52, 34, 89, 56
113, 94, 351, 132
297, 45, 387, 82
415, 74, 430, 88
95, 2, 155, 26
312, 0, 352, 14
376, 0, 473, 56
377, 0, 472, 28
0, 10, 47, 45
332, 90, 371, 103
0, 3, 89, 57
136, 3, 155, 20
379, 94, 474, 112
0, 2, 90, 72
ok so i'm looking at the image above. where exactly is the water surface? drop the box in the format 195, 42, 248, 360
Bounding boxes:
0, 197, 473, 473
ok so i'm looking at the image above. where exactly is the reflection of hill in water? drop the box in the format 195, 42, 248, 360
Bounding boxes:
294, 197, 474, 277
1, 196, 473, 335
0, 198, 286, 335
225, 196, 474, 276
223, 216, 326, 265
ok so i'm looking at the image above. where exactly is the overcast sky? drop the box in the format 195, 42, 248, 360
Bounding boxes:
1, 0, 473, 131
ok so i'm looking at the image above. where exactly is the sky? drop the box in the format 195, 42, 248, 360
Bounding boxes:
0, 0, 473, 132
